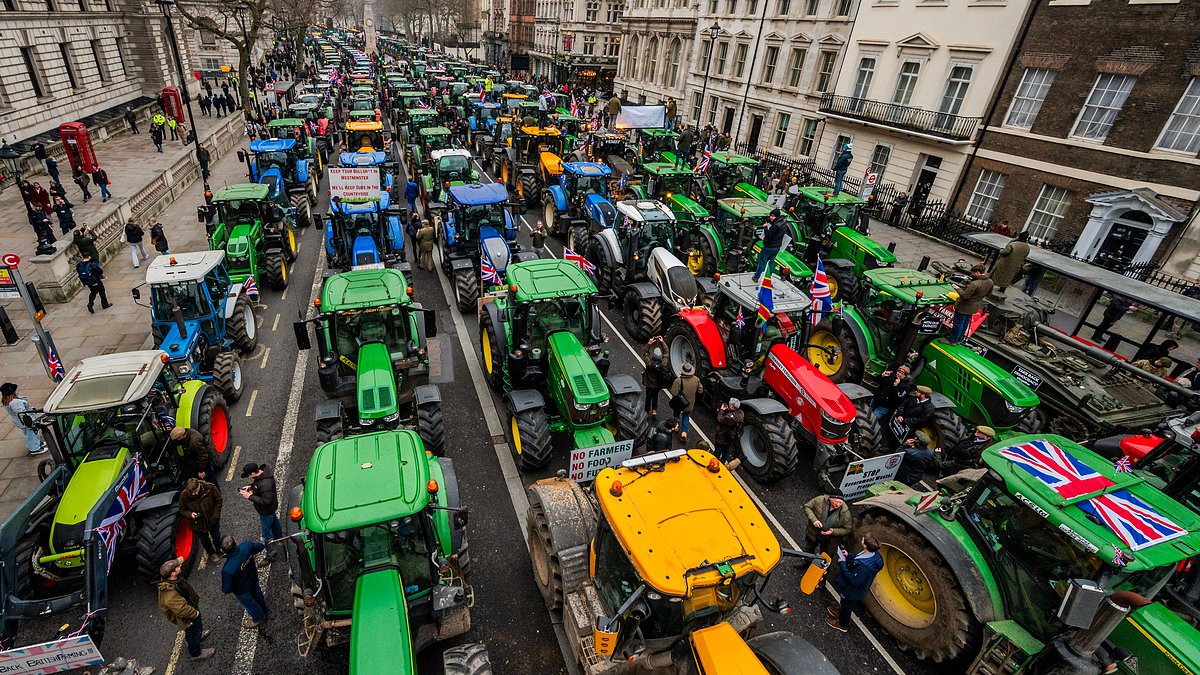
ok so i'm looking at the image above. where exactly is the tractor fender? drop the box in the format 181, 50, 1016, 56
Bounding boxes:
415, 384, 441, 406
324, 219, 337, 257
546, 184, 568, 212
678, 308, 727, 369
624, 281, 662, 302
450, 257, 475, 272
296, 159, 310, 184
605, 373, 641, 397
315, 399, 342, 425
628, 185, 648, 200
831, 309, 871, 364
593, 228, 624, 267
175, 380, 210, 430
506, 389, 546, 414
584, 196, 615, 230
929, 391, 957, 411
699, 225, 724, 261
837, 382, 874, 403
696, 276, 718, 297
131, 490, 179, 515
386, 216, 404, 254
512, 250, 541, 264
223, 283, 246, 319
857, 491, 1001, 625
739, 397, 789, 418
435, 456, 467, 554
482, 301, 509, 351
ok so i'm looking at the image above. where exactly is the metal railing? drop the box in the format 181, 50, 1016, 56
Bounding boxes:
818, 93, 982, 142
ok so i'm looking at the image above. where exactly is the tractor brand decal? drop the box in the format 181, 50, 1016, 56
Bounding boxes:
1015, 491, 1099, 553
838, 451, 905, 500
1013, 492, 1050, 519
339, 354, 357, 370
998, 439, 1114, 499
569, 440, 635, 482
767, 352, 813, 410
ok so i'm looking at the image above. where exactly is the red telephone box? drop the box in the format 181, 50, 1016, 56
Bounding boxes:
57, 123, 97, 174
162, 87, 185, 124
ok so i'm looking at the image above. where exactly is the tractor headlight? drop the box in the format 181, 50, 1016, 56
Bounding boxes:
359, 417, 376, 426
574, 402, 591, 411
1005, 401, 1024, 413
177, 362, 192, 375
383, 412, 400, 423
598, 399, 609, 408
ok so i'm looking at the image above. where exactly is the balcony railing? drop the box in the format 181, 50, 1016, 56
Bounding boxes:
818, 93, 982, 142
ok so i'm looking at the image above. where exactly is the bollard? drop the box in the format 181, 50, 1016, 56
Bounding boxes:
0, 307, 17, 344
917, 256, 930, 271
887, 241, 897, 253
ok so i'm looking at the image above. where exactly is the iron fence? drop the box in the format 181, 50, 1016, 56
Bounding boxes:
818, 94, 983, 142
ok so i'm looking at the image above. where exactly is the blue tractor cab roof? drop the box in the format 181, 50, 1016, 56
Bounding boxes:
249, 138, 298, 152
563, 162, 612, 177
339, 151, 389, 167
474, 102, 501, 110
448, 182, 508, 206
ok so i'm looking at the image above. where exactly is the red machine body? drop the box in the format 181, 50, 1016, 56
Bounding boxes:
763, 343, 856, 444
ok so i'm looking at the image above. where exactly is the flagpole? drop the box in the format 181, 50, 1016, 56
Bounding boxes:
5, 258, 64, 382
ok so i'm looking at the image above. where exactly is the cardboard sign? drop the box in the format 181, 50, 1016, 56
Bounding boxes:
329, 167, 382, 202
1011, 365, 1043, 390
0, 636, 104, 674
568, 439, 635, 482
839, 451, 905, 500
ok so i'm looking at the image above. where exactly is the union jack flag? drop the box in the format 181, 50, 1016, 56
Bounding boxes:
243, 275, 259, 302
46, 343, 66, 382
618, 174, 627, 190
481, 257, 502, 285
734, 306, 745, 328
756, 266, 774, 336
570, 95, 580, 117
564, 247, 596, 275
998, 439, 1115, 499
1112, 544, 1134, 568
416, 100, 431, 109
693, 151, 711, 174
810, 257, 832, 326
478, 85, 486, 102
1115, 456, 1133, 473
88, 456, 149, 572
1079, 489, 1187, 551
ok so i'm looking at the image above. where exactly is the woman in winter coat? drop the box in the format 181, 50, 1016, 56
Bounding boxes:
149, 219, 170, 255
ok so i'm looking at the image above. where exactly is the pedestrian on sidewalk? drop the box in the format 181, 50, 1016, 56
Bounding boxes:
29, 181, 51, 215
415, 219, 435, 271
53, 197, 76, 234
404, 179, 419, 213
150, 219, 170, 255
888, 192, 908, 229
826, 535, 883, 633
214, 95, 226, 118
72, 167, 91, 201
667, 362, 702, 442
32, 141, 48, 173
220, 536, 268, 629
239, 463, 281, 566
91, 166, 111, 202
713, 398, 744, 467
179, 477, 224, 564
48, 180, 71, 206
196, 145, 211, 180
124, 218, 148, 268
76, 253, 111, 313
198, 94, 210, 117
73, 226, 99, 260
124, 106, 140, 134
156, 558, 215, 662
169, 426, 216, 483
150, 124, 164, 153
2, 382, 48, 456
167, 117, 179, 141
45, 156, 61, 185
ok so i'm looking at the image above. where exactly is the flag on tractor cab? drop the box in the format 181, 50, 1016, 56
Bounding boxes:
564, 247, 596, 274
481, 256, 502, 284
755, 266, 774, 336
570, 95, 580, 117
693, 150, 711, 174
810, 257, 832, 326
478, 85, 486, 102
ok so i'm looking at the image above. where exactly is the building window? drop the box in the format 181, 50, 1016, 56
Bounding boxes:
20, 47, 45, 98
59, 43, 78, 88
891, 60, 921, 105
804, 0, 818, 13
708, 95, 718, 126
627, 36, 639, 79
1155, 77, 1200, 154
708, 0, 717, 12
1071, 73, 1135, 142
114, 37, 127, 76
786, 48, 805, 88
937, 65, 972, 115
733, 43, 748, 78
3, 0, 16, 10
777, 0, 790, 12
814, 50, 836, 92
199, 29, 217, 47
966, 170, 1006, 223
799, 117, 818, 155
851, 55, 875, 99
90, 39, 109, 82
586, 0, 598, 20
700, 39, 712, 69
666, 39, 681, 87
867, 143, 890, 180
830, 133, 851, 168
761, 45, 779, 84
834, 0, 851, 14
77, 0, 85, 10
692, 91, 703, 122
726, 0, 736, 11
647, 38, 658, 81
748, 0, 757, 13
716, 41, 728, 76
1024, 184, 1071, 240
606, 35, 620, 58
773, 112, 791, 147
583, 35, 595, 56
606, 1, 620, 21
1004, 68, 1054, 130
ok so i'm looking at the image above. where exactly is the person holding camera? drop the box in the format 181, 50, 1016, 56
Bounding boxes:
239, 463, 280, 568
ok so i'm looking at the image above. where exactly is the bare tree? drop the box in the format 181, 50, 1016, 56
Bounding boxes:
177, 0, 268, 118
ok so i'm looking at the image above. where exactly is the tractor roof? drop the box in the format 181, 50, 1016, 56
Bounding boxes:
642, 163, 694, 177
288, 102, 318, 112
507, 258, 597, 302
716, 272, 812, 314
302, 430, 431, 533
212, 183, 270, 202
562, 162, 612, 177
419, 126, 452, 136
796, 187, 866, 205
863, 268, 956, 306
267, 118, 304, 127
982, 435, 1200, 572
447, 182, 507, 205
145, 251, 225, 285
474, 102, 501, 110
45, 350, 169, 414
615, 199, 675, 223
339, 151, 388, 166
639, 128, 678, 138
717, 197, 774, 219
320, 268, 413, 311
596, 449, 782, 596
409, 109, 437, 118
249, 138, 298, 152
431, 148, 472, 161
709, 152, 758, 166
519, 125, 561, 137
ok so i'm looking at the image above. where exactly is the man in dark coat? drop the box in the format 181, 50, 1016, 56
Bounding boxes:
938, 425, 995, 475
169, 426, 216, 483
827, 535, 884, 633
989, 231, 1030, 292
76, 254, 110, 313
871, 364, 911, 420
892, 385, 934, 442
240, 463, 281, 565
948, 265, 992, 344
178, 477, 223, 564
649, 418, 679, 453
220, 536, 268, 629
72, 227, 99, 260
895, 431, 936, 486
1092, 294, 1135, 342
713, 397, 744, 467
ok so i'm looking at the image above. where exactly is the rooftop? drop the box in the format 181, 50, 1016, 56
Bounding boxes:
44, 350, 169, 414
145, 251, 225, 285
320, 268, 413, 311
506, 258, 596, 302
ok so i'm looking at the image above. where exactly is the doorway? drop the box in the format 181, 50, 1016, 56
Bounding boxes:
747, 114, 764, 149
722, 107, 735, 134
907, 154, 942, 217
1094, 211, 1151, 269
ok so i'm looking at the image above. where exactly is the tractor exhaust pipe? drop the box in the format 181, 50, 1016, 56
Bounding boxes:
172, 304, 187, 339
1067, 595, 1131, 659
1032, 323, 1197, 399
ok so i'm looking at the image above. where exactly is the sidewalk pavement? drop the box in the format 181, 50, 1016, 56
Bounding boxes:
0, 111, 251, 522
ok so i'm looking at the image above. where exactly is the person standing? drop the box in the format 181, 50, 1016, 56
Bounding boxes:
650, 417, 680, 453
415, 219, 435, 272
196, 145, 211, 181
989, 231, 1030, 293
2, 382, 47, 456
713, 398, 744, 468
802, 491, 852, 557
52, 197, 76, 234
888, 192, 908, 228
1092, 294, 1136, 342
606, 94, 621, 127
73, 226, 99, 260
76, 253, 110, 313
826, 535, 884, 633
72, 167, 92, 201
156, 558, 214, 661
178, 478, 224, 565
404, 179, 419, 213
668, 363, 703, 442
45, 156, 61, 185
220, 536, 268, 629
665, 97, 677, 130
124, 218, 148, 268
752, 210, 789, 282
1022, 263, 1043, 297
91, 165, 111, 202
946, 264, 992, 344
641, 347, 670, 418
150, 124, 164, 153
891, 385, 934, 443
31, 140, 48, 173
124, 106, 140, 134
240, 463, 281, 566
150, 219, 170, 256
29, 181, 52, 215
167, 117, 179, 141
531, 220, 547, 250
674, 125, 695, 169
871, 365, 911, 421
169, 426, 216, 483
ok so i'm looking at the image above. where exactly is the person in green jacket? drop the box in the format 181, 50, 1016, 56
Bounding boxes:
156, 558, 214, 661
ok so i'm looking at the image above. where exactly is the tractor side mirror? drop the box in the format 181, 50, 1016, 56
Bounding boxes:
293, 321, 312, 350
419, 307, 438, 338
237, 149, 247, 163
196, 206, 209, 223
131, 287, 141, 300
453, 508, 468, 528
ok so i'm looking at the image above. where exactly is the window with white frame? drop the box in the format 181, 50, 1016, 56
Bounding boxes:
733, 43, 748, 78
804, 0, 818, 12
700, 40, 712, 69
965, 169, 1006, 223
606, 1, 620, 21
867, 143, 890, 181
937, 65, 973, 116
1004, 68, 1054, 129
198, 30, 217, 47
830, 133, 851, 168
834, 0, 851, 15
799, 118, 818, 155
1024, 184, 1071, 240
761, 46, 779, 84
666, 39, 681, 87
748, 0, 757, 12
647, 38, 658, 80
709, 0, 717, 12
606, 35, 621, 58
716, 41, 728, 75
726, 0, 736, 11
851, 55, 875, 99
1071, 73, 1135, 141
708, 95, 719, 126
586, 0, 599, 20
627, 36, 640, 79
892, 60, 920, 105
583, 35, 595, 55
90, 39, 109, 82
774, 112, 791, 147
1155, 77, 1200, 154
778, 0, 790, 13
786, 48, 806, 88
692, 91, 703, 122
815, 50, 836, 92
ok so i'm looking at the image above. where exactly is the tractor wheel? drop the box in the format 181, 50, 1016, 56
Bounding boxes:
567, 224, 590, 252
543, 200, 558, 238
227, 295, 258, 352
315, 420, 343, 444
612, 389, 651, 449
696, 234, 720, 277
527, 482, 594, 610
194, 387, 231, 467
443, 643, 493, 675
858, 513, 981, 662
282, 225, 298, 263
13, 532, 37, 598
290, 193, 311, 229
417, 399, 446, 456
1047, 414, 1091, 443
849, 401, 884, 459
212, 351, 244, 403
509, 405, 552, 472
1014, 408, 1044, 435
738, 409, 798, 483
135, 507, 197, 581
452, 266, 480, 313
306, 175, 318, 206
479, 311, 505, 392
520, 175, 539, 207
919, 408, 965, 451
622, 291, 662, 342
582, 237, 615, 296
827, 265, 861, 304
747, 632, 840, 675
664, 321, 712, 379
263, 251, 289, 290
806, 318, 864, 384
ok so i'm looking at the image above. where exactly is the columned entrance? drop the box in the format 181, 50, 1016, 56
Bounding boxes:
1071, 188, 1188, 266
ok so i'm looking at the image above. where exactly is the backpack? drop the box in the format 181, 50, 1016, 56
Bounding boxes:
77, 262, 99, 286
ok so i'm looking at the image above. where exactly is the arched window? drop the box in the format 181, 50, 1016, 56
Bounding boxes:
647, 38, 659, 83
666, 38, 682, 88
627, 36, 640, 79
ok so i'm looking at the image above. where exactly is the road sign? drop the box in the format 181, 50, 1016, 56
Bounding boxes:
328, 167, 382, 202
0, 267, 19, 300
858, 172, 878, 199
1, 253, 19, 267
838, 451, 905, 500
569, 439, 635, 482
0, 635, 104, 674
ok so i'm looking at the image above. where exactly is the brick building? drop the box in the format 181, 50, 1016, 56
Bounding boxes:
507, 0, 535, 72
951, 0, 1200, 278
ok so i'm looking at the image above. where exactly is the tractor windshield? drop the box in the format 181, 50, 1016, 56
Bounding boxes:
460, 203, 506, 235
331, 306, 410, 360
438, 154, 470, 177
318, 516, 435, 611
50, 384, 177, 468
254, 151, 290, 171
425, 134, 452, 151
216, 199, 262, 226
574, 175, 607, 197
150, 281, 213, 323
351, 131, 385, 151
657, 173, 693, 197
526, 298, 587, 351
350, 99, 375, 113
712, 163, 755, 191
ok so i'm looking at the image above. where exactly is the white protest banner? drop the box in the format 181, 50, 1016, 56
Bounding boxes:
614, 106, 667, 130
569, 440, 635, 482
838, 451, 905, 500
328, 167, 382, 202
0, 636, 104, 675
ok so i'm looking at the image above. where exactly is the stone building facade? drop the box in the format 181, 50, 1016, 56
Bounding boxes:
530, 0, 621, 88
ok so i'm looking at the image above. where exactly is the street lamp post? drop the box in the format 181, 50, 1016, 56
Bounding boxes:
1, 142, 56, 255
696, 22, 720, 129
156, 0, 207, 190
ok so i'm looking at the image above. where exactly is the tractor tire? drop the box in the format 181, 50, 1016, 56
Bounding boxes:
920, 408, 966, 451
306, 175, 318, 206
227, 295, 258, 352
1014, 408, 1044, 435
479, 311, 505, 392
567, 224, 590, 252
827, 265, 861, 304
612, 389, 651, 449
290, 193, 311, 229
738, 409, 798, 483
622, 291, 662, 343
452, 266, 480, 313
696, 234, 720, 277
212, 351, 244, 403
509, 404, 553, 472
135, 507, 197, 581
747, 632, 840, 675
315, 420, 343, 445
665, 321, 712, 379
527, 482, 594, 610
582, 236, 615, 296
417, 399, 446, 456
849, 401, 884, 460
443, 643, 493, 675
520, 175, 539, 207
806, 318, 864, 384
543, 200, 558, 238
263, 251, 289, 290
194, 387, 232, 467
13, 532, 37, 598
858, 513, 981, 662
281, 225, 298, 263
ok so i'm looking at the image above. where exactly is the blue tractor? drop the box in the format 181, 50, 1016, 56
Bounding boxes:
467, 101, 502, 147
324, 193, 407, 270
337, 150, 397, 199
240, 138, 318, 223
436, 182, 530, 312
133, 251, 258, 402
542, 161, 616, 249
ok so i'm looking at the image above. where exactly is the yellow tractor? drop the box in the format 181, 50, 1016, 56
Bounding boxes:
527, 448, 840, 674
500, 124, 564, 209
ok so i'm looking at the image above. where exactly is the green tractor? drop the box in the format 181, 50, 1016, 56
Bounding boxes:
633, 128, 679, 164
398, 107, 439, 146
406, 126, 455, 174
856, 434, 1200, 673
0, 350, 230, 645
202, 182, 299, 291
419, 148, 478, 210
285, 429, 487, 674
709, 197, 812, 283
806, 268, 1041, 448
696, 151, 761, 205
478, 258, 651, 471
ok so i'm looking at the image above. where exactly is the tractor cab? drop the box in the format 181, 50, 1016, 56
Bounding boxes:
430, 149, 475, 187
612, 199, 676, 265
501, 92, 528, 112
248, 138, 304, 181
344, 120, 388, 153
417, 126, 454, 155
789, 188, 896, 281
709, 272, 813, 361
338, 150, 396, 194
441, 182, 516, 258
634, 128, 679, 164
286, 102, 329, 134
207, 183, 271, 280
703, 152, 760, 203
469, 101, 501, 132
325, 190, 405, 270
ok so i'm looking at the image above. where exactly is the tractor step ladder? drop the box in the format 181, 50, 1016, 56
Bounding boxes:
969, 620, 1043, 675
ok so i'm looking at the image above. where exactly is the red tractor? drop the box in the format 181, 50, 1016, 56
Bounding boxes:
664, 272, 882, 486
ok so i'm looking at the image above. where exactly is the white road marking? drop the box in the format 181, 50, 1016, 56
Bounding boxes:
225, 445, 242, 482
244, 390, 257, 417
260, 346, 271, 370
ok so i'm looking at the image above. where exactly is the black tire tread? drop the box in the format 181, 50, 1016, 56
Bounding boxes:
929, 407, 966, 451
453, 267, 480, 313
417, 401, 446, 456
479, 312, 505, 392
741, 410, 798, 483
212, 351, 243, 403
227, 295, 258, 352
135, 508, 193, 580
612, 390, 651, 449
443, 643, 493, 675
511, 406, 553, 472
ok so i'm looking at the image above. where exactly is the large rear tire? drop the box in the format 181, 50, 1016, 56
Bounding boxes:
806, 318, 864, 384
921, 407, 966, 451
567, 224, 589, 252
227, 295, 258, 352
858, 513, 981, 663
510, 405, 552, 472
212, 351, 244, 403
526, 482, 594, 610
827, 264, 860, 304
582, 236, 615, 296
443, 643, 493, 675
452, 266, 480, 313
263, 251, 289, 290
290, 193, 311, 229
738, 409, 798, 483
479, 311, 505, 392
194, 387, 231, 466
612, 389, 650, 449
664, 321, 713, 379
543, 200, 558, 238
623, 291, 662, 343
1014, 408, 1044, 435
135, 508, 197, 580
417, 399, 446, 456
520, 174, 539, 207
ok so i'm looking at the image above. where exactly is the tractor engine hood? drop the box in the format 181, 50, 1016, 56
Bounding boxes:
547, 330, 611, 428
52, 446, 131, 557
161, 320, 205, 369
584, 194, 615, 229
349, 568, 416, 675
647, 247, 699, 307
479, 226, 511, 272
355, 342, 400, 426
763, 344, 856, 444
